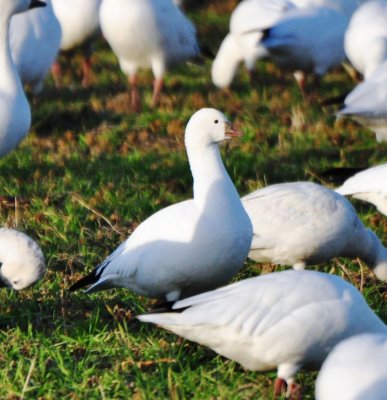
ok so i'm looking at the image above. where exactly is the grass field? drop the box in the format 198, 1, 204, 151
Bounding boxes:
0, 1, 386, 398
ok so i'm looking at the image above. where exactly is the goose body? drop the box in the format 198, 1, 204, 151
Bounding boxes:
316, 333, 387, 400
10, 0, 61, 95
211, 0, 295, 89
70, 109, 252, 301
0, 228, 46, 290
335, 163, 387, 216
242, 182, 387, 280
99, 0, 199, 110
139, 270, 386, 392
344, 0, 387, 79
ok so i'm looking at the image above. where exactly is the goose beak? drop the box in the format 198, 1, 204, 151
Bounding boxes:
29, 0, 46, 9
225, 122, 243, 138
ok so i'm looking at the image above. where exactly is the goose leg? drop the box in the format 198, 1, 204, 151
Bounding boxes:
273, 377, 287, 398
81, 56, 93, 88
51, 60, 62, 88
151, 78, 163, 108
129, 75, 141, 113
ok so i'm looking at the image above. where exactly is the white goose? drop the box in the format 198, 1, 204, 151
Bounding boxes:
51, 0, 101, 87
335, 163, 387, 216
316, 333, 387, 400
344, 0, 387, 79
10, 0, 61, 95
99, 0, 199, 111
242, 182, 387, 280
338, 60, 387, 142
0, 0, 46, 158
139, 269, 386, 397
0, 228, 46, 290
70, 109, 253, 301
211, 0, 295, 89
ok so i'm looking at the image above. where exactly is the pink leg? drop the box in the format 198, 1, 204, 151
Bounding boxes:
273, 377, 287, 398
151, 78, 163, 108
51, 60, 62, 88
81, 56, 93, 88
129, 75, 141, 113
288, 382, 302, 400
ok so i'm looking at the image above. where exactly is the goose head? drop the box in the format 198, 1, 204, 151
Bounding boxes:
0, 0, 45, 17
0, 229, 46, 290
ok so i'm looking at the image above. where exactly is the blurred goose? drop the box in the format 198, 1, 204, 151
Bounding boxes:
70, 109, 253, 301
211, 0, 295, 89
0, 228, 46, 290
338, 59, 387, 142
51, 0, 101, 87
139, 269, 386, 397
316, 333, 387, 400
0, 0, 46, 157
335, 163, 387, 216
344, 0, 387, 79
242, 182, 387, 280
99, 0, 200, 111
10, 0, 61, 95
261, 6, 348, 90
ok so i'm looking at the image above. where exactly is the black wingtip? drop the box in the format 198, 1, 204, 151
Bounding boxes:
320, 166, 367, 184
320, 93, 348, 107
261, 28, 272, 42
68, 269, 99, 292
142, 301, 189, 315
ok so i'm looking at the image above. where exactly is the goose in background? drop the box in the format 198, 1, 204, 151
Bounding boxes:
51, 0, 101, 87
69, 109, 252, 301
0, 0, 46, 158
99, 0, 199, 111
10, 0, 61, 95
316, 333, 387, 400
211, 0, 295, 89
0, 228, 46, 290
242, 182, 387, 280
335, 163, 387, 216
139, 270, 386, 397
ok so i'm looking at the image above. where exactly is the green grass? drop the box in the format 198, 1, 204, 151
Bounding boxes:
0, 1, 386, 398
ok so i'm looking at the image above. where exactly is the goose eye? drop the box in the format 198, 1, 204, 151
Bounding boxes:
214, 120, 219, 124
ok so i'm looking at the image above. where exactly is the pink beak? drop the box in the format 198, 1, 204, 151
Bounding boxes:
225, 121, 243, 138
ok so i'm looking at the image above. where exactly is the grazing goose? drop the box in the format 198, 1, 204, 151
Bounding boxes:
139, 269, 386, 397
99, 0, 200, 111
316, 333, 387, 400
70, 109, 253, 301
338, 59, 387, 142
51, 0, 101, 87
10, 0, 61, 95
0, 0, 46, 157
335, 163, 387, 216
211, 0, 295, 89
0, 228, 46, 290
242, 182, 387, 280
344, 0, 387, 79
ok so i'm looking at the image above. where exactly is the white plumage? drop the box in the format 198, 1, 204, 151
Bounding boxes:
242, 182, 387, 280
0, 228, 46, 290
139, 270, 386, 394
99, 0, 199, 110
316, 333, 387, 400
70, 109, 252, 301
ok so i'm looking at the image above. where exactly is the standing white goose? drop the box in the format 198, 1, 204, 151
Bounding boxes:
335, 163, 387, 216
0, 228, 46, 290
0, 0, 46, 158
139, 269, 386, 397
99, 0, 200, 111
316, 333, 387, 400
211, 0, 295, 89
10, 0, 61, 95
51, 0, 101, 87
70, 109, 253, 301
242, 182, 387, 280
344, 0, 387, 79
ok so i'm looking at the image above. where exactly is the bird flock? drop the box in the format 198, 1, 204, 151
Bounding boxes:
0, 0, 386, 398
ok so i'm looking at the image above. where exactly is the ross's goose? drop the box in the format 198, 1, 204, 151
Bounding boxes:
139, 269, 386, 396
0, 228, 46, 290
344, 0, 387, 79
10, 0, 61, 95
51, 0, 101, 87
99, 0, 200, 111
260, 6, 348, 90
335, 163, 387, 216
211, 0, 295, 89
316, 333, 387, 400
0, 0, 46, 158
338, 59, 387, 142
70, 109, 253, 301
242, 182, 387, 280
